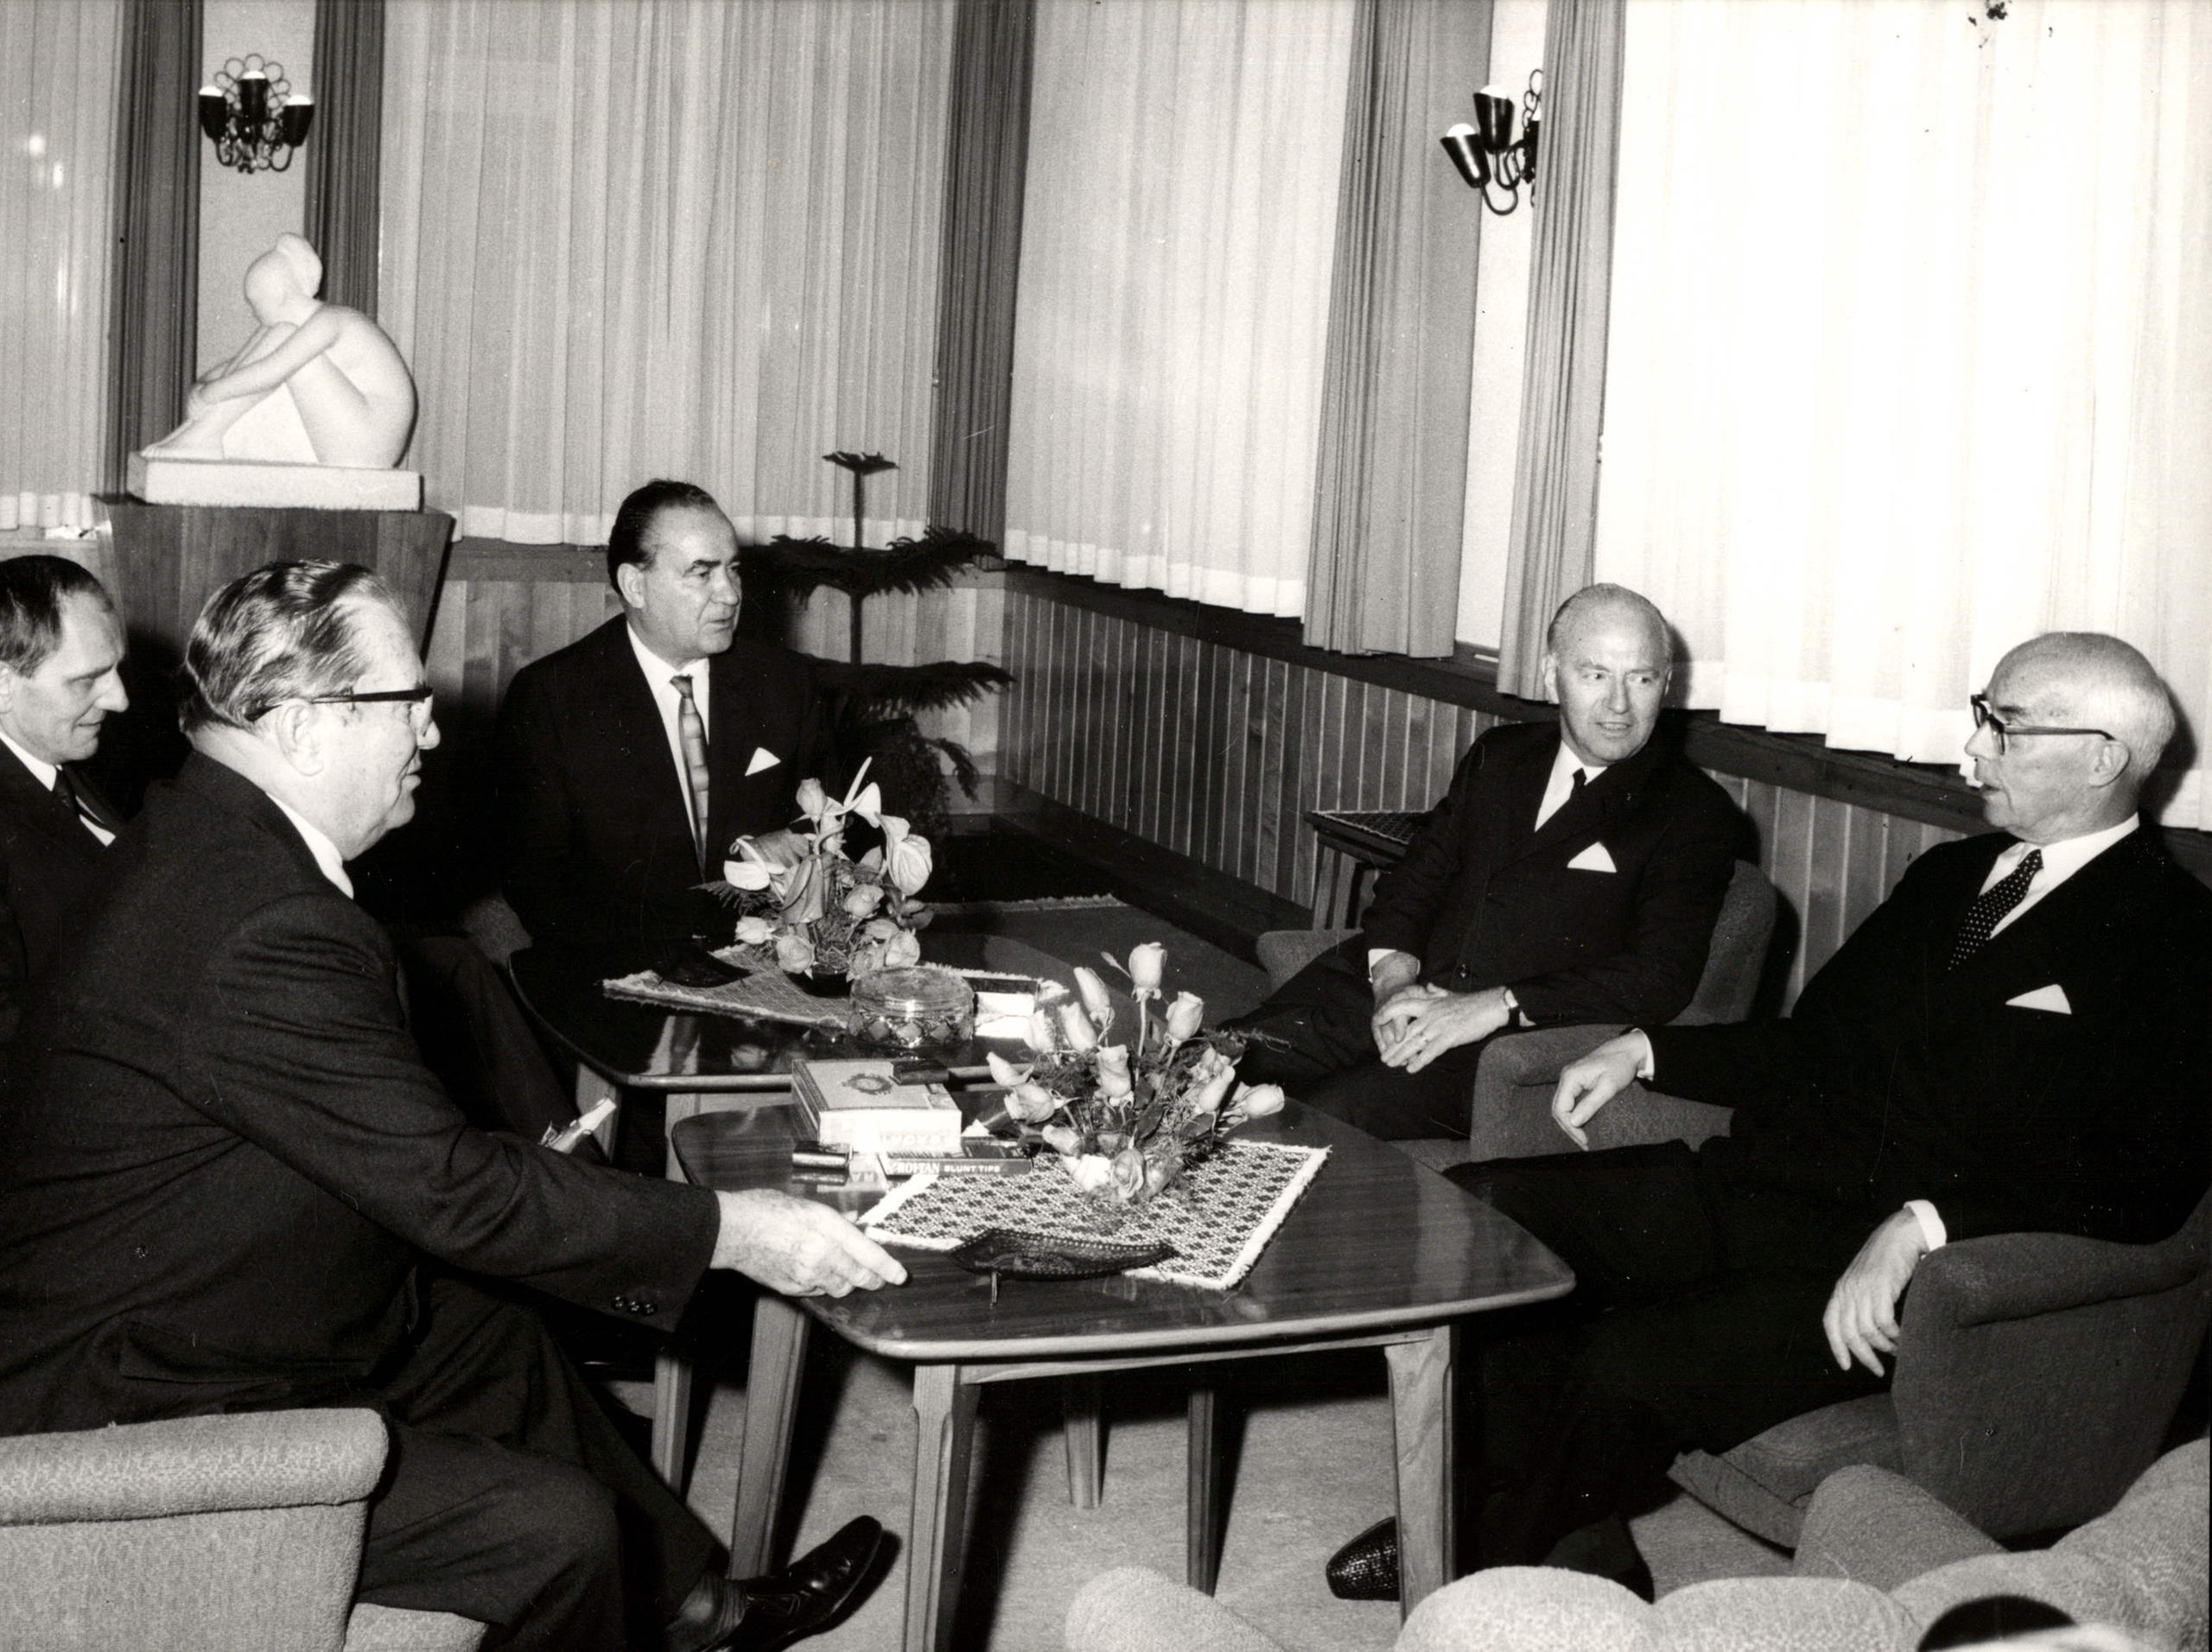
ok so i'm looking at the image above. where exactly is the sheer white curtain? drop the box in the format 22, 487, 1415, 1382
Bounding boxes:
1593, 0, 2212, 827
1002, 0, 1355, 617
0, 0, 122, 532
380, 0, 953, 546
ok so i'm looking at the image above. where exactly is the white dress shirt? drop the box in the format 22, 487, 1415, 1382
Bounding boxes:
271, 797, 353, 899
626, 623, 714, 838
0, 728, 114, 847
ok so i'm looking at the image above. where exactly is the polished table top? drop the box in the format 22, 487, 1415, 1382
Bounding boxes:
509, 932, 1073, 1091
671, 1099, 1575, 1365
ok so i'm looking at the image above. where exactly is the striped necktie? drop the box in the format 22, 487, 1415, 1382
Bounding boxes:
1949, 848, 2042, 970
671, 674, 711, 875
51, 767, 111, 839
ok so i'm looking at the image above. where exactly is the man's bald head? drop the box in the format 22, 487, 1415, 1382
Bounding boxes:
1991, 633, 2174, 784
1547, 585, 1673, 667
1541, 585, 1675, 766
1968, 632, 2173, 842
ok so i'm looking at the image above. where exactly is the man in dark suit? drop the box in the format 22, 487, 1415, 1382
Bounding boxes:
1444, 631, 2212, 1591
495, 479, 833, 952
0, 555, 128, 1042
1236, 585, 1743, 1140
0, 562, 904, 1652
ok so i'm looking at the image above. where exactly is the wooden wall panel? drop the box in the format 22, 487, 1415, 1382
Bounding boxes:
1000, 587, 1967, 1007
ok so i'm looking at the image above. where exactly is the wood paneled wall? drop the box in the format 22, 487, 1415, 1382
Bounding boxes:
999, 584, 1965, 1005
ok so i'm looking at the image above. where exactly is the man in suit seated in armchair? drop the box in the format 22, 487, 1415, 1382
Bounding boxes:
1235, 584, 1745, 1140
0, 555, 130, 1044
494, 478, 836, 955
0, 562, 906, 1652
1327, 631, 2212, 1598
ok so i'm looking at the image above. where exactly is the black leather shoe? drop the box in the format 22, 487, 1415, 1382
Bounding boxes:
666, 1517, 888, 1652
1324, 1516, 1399, 1601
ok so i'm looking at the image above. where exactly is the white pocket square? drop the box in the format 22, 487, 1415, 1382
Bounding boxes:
2005, 983, 2072, 1014
1567, 842, 1618, 874
745, 747, 781, 777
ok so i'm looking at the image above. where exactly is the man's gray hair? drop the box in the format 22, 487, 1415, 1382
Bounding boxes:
183, 561, 398, 734
1545, 583, 1674, 664
2005, 632, 2177, 781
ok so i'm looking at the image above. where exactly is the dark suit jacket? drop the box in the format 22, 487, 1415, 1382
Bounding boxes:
0, 744, 116, 1044
493, 618, 831, 949
1649, 828, 2212, 1268
1358, 718, 1744, 1026
0, 755, 721, 1435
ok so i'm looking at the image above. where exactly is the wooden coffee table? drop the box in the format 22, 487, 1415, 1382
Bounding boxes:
671, 1099, 1573, 1651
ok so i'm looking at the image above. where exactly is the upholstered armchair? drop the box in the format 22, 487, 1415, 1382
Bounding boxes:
1064, 1436, 2209, 1652
0, 1407, 485, 1652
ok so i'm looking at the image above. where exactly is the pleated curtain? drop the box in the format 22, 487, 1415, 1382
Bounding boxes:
378, 0, 955, 546
1, 0, 124, 530
305, 0, 385, 317
1592, 0, 2212, 828
1001, 0, 1356, 618
1494, 0, 1626, 698
1301, 0, 1490, 658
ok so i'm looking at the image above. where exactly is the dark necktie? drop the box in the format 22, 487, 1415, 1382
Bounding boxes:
671, 675, 712, 875
51, 767, 110, 839
1950, 848, 2043, 970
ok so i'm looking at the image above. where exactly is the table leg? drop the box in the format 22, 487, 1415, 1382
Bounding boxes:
1385, 1326, 1455, 1619
1185, 1382, 1223, 1593
652, 1349, 694, 1490
1062, 1375, 1103, 1509
727, 1294, 810, 1578
906, 1363, 978, 1652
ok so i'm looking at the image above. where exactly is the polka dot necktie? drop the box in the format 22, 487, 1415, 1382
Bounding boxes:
1949, 848, 2042, 971
671, 675, 712, 877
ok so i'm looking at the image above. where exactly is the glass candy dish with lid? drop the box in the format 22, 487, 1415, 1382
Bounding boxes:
847, 964, 976, 1050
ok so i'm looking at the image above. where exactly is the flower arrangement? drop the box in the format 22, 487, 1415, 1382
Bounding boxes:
987, 943, 1286, 1205
711, 761, 933, 982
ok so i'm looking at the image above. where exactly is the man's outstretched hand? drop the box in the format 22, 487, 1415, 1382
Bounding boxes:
1549, 1032, 1650, 1148
713, 1189, 907, 1297
1822, 1208, 1928, 1376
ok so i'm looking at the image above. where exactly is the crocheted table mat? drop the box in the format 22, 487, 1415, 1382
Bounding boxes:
860, 1139, 1329, 1292
601, 948, 847, 1030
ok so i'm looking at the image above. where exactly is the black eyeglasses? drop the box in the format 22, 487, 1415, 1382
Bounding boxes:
274, 684, 435, 730
1969, 693, 2113, 756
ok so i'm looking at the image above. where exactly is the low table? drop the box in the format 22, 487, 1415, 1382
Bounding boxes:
672, 1099, 1573, 1650
508, 933, 1075, 1483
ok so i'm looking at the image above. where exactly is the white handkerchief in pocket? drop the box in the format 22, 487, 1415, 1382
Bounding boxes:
1567, 842, 1618, 874
745, 747, 781, 777
2005, 983, 2072, 1014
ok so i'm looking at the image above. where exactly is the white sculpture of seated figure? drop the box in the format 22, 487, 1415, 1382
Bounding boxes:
144, 234, 416, 469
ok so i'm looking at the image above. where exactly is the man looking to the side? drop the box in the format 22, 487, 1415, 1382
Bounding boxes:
1236, 584, 1744, 1140
1409, 632, 2210, 1594
495, 479, 833, 952
0, 562, 905, 1651
0, 555, 128, 1043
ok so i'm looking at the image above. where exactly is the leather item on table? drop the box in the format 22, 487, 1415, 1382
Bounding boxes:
665, 1515, 887, 1652
1324, 1516, 1400, 1601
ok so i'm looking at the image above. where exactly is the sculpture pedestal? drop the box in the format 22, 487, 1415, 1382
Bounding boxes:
105, 501, 453, 656
128, 453, 424, 512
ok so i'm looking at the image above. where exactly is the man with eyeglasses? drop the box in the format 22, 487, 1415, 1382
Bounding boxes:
1408, 631, 2212, 1597
0, 562, 905, 1651
0, 555, 130, 1043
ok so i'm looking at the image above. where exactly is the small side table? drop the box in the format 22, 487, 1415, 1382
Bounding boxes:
1304, 810, 1424, 928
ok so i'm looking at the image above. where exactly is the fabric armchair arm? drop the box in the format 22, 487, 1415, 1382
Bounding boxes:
0, 1408, 387, 1525
1904, 1226, 2204, 1331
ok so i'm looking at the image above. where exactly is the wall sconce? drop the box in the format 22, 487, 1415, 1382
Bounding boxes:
198, 55, 315, 175
1441, 70, 1541, 215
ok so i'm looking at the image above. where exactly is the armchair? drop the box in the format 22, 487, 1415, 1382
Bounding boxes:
1063, 1436, 2209, 1652
0, 1407, 485, 1652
